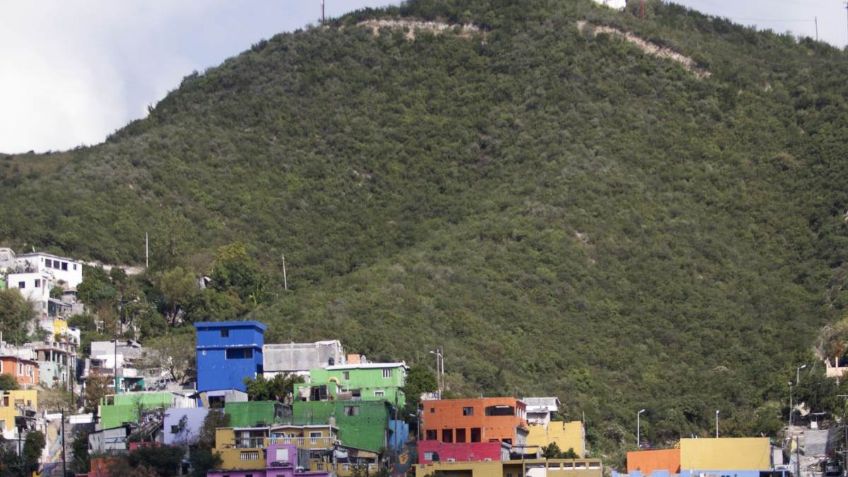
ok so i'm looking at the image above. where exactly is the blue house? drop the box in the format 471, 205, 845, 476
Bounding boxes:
195, 321, 266, 393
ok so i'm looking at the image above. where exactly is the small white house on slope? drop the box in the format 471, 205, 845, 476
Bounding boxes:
592, 0, 627, 10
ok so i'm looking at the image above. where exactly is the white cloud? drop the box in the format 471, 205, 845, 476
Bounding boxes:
0, 0, 398, 153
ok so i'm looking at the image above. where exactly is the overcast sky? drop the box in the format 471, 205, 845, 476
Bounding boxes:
1, 0, 845, 154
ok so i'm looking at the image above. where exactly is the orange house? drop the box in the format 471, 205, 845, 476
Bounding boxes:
627, 448, 681, 475
0, 356, 38, 388
421, 397, 528, 445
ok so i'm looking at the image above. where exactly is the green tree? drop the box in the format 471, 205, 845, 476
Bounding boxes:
210, 243, 269, 305
0, 375, 18, 392
244, 373, 303, 402
401, 364, 438, 416
22, 430, 45, 475
71, 430, 91, 475
0, 289, 35, 344
157, 267, 199, 324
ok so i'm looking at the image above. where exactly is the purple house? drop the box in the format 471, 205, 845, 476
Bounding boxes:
206, 443, 330, 477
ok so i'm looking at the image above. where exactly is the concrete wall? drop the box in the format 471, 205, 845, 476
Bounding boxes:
680, 438, 770, 471
263, 340, 345, 376
297, 363, 407, 408
15, 253, 83, 289
627, 449, 681, 474
418, 440, 504, 464
164, 407, 208, 445
293, 400, 390, 453
527, 421, 585, 456
422, 397, 527, 445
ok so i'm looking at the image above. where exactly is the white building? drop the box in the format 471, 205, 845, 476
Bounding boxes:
263, 340, 346, 378
592, 0, 626, 10
0, 248, 15, 271
523, 397, 561, 426
6, 272, 53, 316
14, 253, 83, 290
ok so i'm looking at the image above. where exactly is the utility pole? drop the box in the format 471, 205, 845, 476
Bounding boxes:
815, 17, 819, 42
61, 408, 67, 477
145, 232, 149, 269
321, 0, 326, 24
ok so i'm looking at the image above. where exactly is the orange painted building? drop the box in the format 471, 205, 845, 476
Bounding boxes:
421, 398, 528, 446
0, 356, 38, 388
627, 448, 681, 475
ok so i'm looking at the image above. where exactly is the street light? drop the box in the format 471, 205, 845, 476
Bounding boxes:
637, 409, 646, 448
796, 364, 807, 386
788, 381, 793, 427
715, 410, 720, 438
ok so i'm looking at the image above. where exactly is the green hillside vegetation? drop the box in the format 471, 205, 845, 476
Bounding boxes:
4, 0, 848, 461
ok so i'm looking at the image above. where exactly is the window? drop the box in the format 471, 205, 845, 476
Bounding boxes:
342, 371, 350, 380
424, 452, 435, 461
430, 407, 435, 413
344, 406, 360, 416
73, 264, 77, 270
462, 407, 474, 416
18, 282, 24, 289
220, 329, 229, 338
425, 430, 437, 440
171, 425, 180, 434
456, 428, 466, 443
34, 279, 40, 288
382, 368, 392, 378
226, 348, 253, 360
374, 390, 385, 398
485, 405, 515, 416
471, 428, 481, 442
61, 262, 68, 271
442, 429, 453, 443
310, 431, 321, 444
45, 259, 52, 268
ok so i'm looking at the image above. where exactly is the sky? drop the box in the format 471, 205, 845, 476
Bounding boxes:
0, 0, 845, 154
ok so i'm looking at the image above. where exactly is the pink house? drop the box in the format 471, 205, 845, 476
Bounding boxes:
417, 440, 508, 464
207, 443, 330, 477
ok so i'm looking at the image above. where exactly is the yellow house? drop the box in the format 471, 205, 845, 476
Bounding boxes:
527, 421, 585, 456
0, 390, 38, 439
214, 427, 267, 470
680, 438, 771, 471
268, 424, 338, 450
417, 458, 603, 477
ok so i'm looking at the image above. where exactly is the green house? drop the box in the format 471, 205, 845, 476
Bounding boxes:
294, 363, 408, 409
99, 391, 193, 429
224, 401, 283, 428
293, 400, 392, 453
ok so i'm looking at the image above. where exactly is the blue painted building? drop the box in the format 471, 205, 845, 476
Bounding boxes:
195, 321, 266, 393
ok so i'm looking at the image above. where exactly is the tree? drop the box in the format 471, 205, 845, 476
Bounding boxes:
143, 331, 196, 383
71, 430, 91, 475
84, 372, 112, 413
198, 409, 229, 449
401, 364, 438, 416
0, 289, 36, 344
244, 373, 303, 402
0, 375, 18, 392
22, 430, 45, 475
126, 446, 183, 477
210, 243, 269, 305
157, 267, 199, 325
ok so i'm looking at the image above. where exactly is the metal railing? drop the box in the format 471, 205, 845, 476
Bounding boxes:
267, 436, 336, 448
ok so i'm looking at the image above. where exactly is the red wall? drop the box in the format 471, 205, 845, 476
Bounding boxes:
418, 440, 503, 464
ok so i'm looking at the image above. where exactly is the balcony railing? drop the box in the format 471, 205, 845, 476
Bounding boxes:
267, 436, 336, 448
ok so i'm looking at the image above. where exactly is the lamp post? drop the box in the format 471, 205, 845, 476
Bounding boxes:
796, 364, 807, 386
788, 381, 793, 428
715, 410, 720, 438
429, 348, 444, 399
637, 409, 646, 448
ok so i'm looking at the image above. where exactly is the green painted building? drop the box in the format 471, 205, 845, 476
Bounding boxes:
224, 401, 283, 428
294, 363, 408, 408
98, 391, 194, 429
293, 400, 392, 453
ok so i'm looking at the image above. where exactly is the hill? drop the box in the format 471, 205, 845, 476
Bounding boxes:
4, 0, 848, 458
